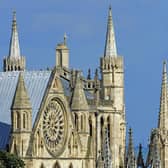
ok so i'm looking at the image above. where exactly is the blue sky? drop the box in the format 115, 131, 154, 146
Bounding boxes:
0, 0, 168, 146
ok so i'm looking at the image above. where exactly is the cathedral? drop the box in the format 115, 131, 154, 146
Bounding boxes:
0, 6, 167, 168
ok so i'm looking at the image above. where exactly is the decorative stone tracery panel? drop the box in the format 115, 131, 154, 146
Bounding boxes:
42, 98, 67, 156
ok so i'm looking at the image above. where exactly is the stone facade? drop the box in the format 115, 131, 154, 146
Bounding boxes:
1, 7, 126, 168
3, 4, 168, 168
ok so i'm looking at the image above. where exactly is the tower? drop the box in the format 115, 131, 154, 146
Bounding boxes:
56, 34, 69, 69
3, 11, 26, 72
10, 73, 32, 157
98, 6, 126, 168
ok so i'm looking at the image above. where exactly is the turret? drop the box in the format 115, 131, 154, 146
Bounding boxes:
71, 71, 89, 152
56, 33, 69, 69
3, 11, 26, 72
10, 73, 32, 157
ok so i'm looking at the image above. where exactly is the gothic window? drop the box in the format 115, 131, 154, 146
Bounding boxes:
8, 65, 10, 71
23, 113, 26, 129
107, 116, 111, 145
15, 66, 17, 71
42, 98, 67, 156
100, 116, 104, 143
69, 163, 73, 168
108, 64, 110, 70
16, 112, 20, 129
22, 140, 24, 156
18, 66, 21, 70
53, 161, 61, 168
89, 116, 92, 136
75, 113, 78, 131
11, 66, 13, 71
81, 115, 83, 130
40, 163, 45, 168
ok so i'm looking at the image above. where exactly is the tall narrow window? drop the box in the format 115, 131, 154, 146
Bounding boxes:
69, 163, 73, 168
89, 116, 92, 136
23, 113, 26, 129
107, 116, 111, 145
100, 116, 104, 145
17, 112, 20, 129
81, 115, 83, 130
53, 161, 61, 168
75, 114, 78, 131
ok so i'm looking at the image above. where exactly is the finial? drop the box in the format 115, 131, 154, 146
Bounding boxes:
109, 4, 112, 10
94, 68, 99, 80
12, 10, 17, 30
13, 10, 16, 20
163, 60, 167, 73
64, 33, 67, 45
87, 69, 91, 80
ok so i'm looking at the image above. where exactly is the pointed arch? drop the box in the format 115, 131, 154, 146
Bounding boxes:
74, 113, 78, 131
100, 116, 104, 146
81, 115, 83, 130
53, 161, 61, 168
16, 112, 20, 129
89, 116, 92, 136
69, 163, 73, 168
40, 163, 45, 168
107, 116, 111, 143
23, 112, 26, 129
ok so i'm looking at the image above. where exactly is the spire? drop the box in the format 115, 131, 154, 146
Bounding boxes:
158, 61, 168, 130
71, 71, 89, 111
137, 144, 145, 168
9, 11, 21, 59
126, 128, 136, 168
87, 68, 91, 80
94, 68, 98, 80
12, 73, 31, 109
64, 33, 67, 45
104, 5, 117, 57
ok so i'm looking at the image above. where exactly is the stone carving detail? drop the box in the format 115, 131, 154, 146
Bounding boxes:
43, 98, 66, 156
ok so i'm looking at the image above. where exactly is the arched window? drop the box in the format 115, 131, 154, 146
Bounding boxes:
17, 112, 20, 129
40, 163, 45, 168
53, 161, 61, 168
23, 113, 26, 129
100, 116, 104, 146
89, 116, 92, 136
15, 66, 17, 71
69, 163, 73, 168
107, 116, 111, 145
18, 66, 21, 71
11, 66, 13, 71
75, 114, 78, 131
81, 115, 83, 130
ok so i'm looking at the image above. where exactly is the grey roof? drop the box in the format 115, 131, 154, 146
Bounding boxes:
0, 70, 51, 125
0, 122, 11, 150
